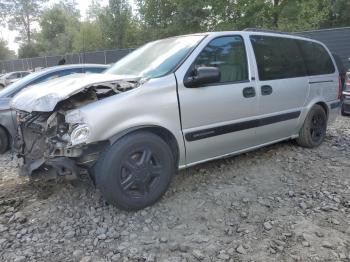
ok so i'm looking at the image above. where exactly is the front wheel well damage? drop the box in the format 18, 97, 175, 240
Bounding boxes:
109, 126, 180, 169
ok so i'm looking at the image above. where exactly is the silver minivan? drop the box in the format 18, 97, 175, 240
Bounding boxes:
11, 30, 341, 210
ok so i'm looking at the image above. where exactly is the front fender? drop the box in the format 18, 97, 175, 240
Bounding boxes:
78, 74, 186, 167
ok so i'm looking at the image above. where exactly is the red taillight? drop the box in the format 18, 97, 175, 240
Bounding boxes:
338, 76, 342, 99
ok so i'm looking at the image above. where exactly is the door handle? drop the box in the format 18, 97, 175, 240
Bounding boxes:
261, 85, 273, 96
242, 87, 256, 98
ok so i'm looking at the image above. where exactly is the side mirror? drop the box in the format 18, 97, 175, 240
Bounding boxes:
184, 67, 221, 88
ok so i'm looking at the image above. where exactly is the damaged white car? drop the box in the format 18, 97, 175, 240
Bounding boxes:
11, 31, 340, 210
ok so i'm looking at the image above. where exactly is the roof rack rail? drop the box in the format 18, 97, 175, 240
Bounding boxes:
243, 28, 296, 35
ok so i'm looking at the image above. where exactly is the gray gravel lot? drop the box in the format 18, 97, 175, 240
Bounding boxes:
0, 117, 349, 262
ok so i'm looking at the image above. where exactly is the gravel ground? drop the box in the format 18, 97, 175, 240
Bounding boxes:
0, 117, 349, 262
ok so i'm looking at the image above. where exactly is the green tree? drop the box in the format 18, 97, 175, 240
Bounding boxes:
98, 0, 134, 48
73, 21, 107, 52
324, 0, 350, 27
36, 2, 80, 55
0, 38, 15, 61
17, 42, 39, 58
277, 0, 331, 31
1, 0, 45, 44
208, 0, 271, 30
137, 0, 209, 41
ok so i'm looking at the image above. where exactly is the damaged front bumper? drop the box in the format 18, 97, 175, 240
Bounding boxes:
15, 111, 108, 179
11, 74, 142, 178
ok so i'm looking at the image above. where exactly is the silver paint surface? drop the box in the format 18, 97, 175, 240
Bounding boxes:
11, 31, 340, 169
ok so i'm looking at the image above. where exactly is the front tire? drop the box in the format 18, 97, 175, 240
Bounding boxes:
0, 127, 9, 154
341, 104, 350, 116
296, 105, 327, 148
95, 131, 175, 211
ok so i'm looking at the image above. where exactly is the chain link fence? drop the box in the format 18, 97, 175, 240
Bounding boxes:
0, 48, 135, 73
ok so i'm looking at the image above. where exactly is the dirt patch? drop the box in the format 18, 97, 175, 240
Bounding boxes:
0, 117, 349, 262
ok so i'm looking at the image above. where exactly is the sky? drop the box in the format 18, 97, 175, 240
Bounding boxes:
0, 0, 131, 53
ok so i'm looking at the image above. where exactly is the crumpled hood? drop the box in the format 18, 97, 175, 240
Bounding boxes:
10, 73, 141, 112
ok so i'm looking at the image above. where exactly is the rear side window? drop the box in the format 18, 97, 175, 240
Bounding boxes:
193, 36, 248, 83
250, 35, 307, 81
297, 40, 335, 75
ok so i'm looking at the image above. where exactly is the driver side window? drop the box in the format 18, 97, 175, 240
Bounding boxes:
193, 36, 248, 83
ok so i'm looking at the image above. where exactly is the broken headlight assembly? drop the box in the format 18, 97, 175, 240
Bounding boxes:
70, 124, 90, 146
64, 109, 90, 145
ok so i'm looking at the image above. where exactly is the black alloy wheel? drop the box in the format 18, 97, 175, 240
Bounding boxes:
296, 104, 327, 148
120, 148, 163, 198
95, 131, 175, 211
310, 112, 327, 144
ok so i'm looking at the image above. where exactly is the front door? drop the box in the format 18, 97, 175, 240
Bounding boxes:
175, 35, 259, 165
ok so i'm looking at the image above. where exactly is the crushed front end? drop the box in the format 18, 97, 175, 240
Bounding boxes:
12, 74, 141, 179
15, 110, 108, 179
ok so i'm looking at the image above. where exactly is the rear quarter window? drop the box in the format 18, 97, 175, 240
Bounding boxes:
297, 40, 335, 75
250, 35, 307, 81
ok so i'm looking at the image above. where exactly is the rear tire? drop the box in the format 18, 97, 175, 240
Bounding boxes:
341, 104, 350, 116
94, 131, 175, 211
296, 105, 327, 148
0, 127, 9, 154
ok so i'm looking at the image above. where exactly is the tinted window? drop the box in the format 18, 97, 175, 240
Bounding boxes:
250, 35, 307, 81
193, 36, 248, 83
298, 40, 335, 75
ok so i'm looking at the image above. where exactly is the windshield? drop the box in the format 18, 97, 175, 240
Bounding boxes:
105, 35, 205, 78
0, 71, 43, 98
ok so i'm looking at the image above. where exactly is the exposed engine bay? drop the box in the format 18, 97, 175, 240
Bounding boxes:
14, 79, 139, 179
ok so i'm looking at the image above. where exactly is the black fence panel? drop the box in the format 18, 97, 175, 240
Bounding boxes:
83, 51, 105, 64
105, 49, 133, 64
1, 61, 13, 73
12, 60, 24, 71
31, 57, 47, 70
65, 54, 81, 65
296, 27, 350, 69
0, 47, 136, 73
46, 56, 63, 67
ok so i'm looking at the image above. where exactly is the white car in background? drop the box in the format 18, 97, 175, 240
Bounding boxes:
0, 71, 30, 89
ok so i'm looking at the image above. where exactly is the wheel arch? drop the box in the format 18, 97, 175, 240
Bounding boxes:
108, 125, 180, 168
315, 101, 329, 119
303, 99, 330, 121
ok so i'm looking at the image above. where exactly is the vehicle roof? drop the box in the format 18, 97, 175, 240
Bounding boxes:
210, 31, 322, 42
179, 30, 327, 47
